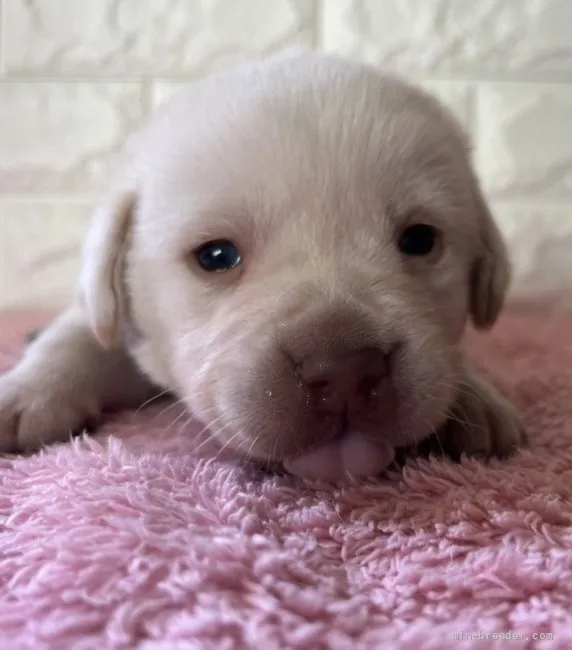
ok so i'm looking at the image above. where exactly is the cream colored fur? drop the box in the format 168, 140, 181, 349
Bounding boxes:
0, 54, 524, 467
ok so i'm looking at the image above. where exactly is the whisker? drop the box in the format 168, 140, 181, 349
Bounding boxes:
163, 408, 191, 434
214, 429, 246, 459
428, 422, 446, 458
190, 414, 230, 455
134, 388, 172, 415
191, 432, 219, 456
243, 433, 263, 463
175, 408, 205, 431
443, 411, 483, 432
151, 397, 187, 421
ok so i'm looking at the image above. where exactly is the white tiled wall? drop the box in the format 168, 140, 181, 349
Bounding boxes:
1, 0, 571, 310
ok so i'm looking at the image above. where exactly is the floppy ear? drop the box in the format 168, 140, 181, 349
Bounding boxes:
469, 180, 511, 330
78, 187, 136, 348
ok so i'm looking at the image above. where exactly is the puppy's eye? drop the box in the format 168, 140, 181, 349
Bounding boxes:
195, 239, 242, 272
398, 224, 439, 257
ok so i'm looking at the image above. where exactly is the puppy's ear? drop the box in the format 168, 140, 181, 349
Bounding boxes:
78, 187, 136, 348
469, 180, 511, 330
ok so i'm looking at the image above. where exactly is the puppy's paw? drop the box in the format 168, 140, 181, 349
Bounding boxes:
0, 368, 100, 454
439, 369, 526, 461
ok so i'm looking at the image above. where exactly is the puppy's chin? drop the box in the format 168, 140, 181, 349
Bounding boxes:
177, 336, 461, 478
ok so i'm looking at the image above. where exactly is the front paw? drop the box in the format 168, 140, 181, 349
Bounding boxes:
439, 369, 526, 461
0, 367, 100, 454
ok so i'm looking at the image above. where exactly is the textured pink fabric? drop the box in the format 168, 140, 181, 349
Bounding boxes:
1, 309, 571, 650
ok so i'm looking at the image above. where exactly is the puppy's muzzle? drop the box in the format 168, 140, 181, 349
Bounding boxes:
297, 348, 389, 418
281, 343, 398, 481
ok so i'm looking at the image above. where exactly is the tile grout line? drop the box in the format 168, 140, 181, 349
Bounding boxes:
1, 194, 572, 212
0, 0, 4, 77
0, 0, 4, 296
467, 82, 478, 145
313, 0, 323, 50
0, 202, 6, 301
0, 73, 571, 85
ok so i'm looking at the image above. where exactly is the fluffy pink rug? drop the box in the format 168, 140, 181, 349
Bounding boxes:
1, 310, 571, 650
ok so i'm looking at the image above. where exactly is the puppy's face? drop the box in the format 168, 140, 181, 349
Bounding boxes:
81, 56, 509, 477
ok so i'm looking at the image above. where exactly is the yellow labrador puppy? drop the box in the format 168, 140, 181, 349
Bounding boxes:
0, 54, 524, 481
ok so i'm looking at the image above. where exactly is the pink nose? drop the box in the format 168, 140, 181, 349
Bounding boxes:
297, 348, 388, 415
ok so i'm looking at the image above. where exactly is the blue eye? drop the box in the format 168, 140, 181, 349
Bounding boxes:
195, 239, 242, 272
398, 224, 439, 256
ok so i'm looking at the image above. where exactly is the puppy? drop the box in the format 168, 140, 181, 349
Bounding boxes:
0, 54, 525, 481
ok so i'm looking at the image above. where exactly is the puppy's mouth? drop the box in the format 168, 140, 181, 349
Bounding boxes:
282, 426, 395, 482
279, 402, 395, 481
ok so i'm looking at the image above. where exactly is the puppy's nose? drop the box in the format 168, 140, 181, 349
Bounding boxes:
298, 348, 388, 415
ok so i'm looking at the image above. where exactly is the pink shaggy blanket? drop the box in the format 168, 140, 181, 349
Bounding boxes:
1, 310, 572, 650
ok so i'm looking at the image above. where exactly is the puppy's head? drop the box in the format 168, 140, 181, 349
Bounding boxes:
79, 55, 510, 478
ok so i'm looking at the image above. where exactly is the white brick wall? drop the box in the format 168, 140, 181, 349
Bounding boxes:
0, 0, 571, 310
